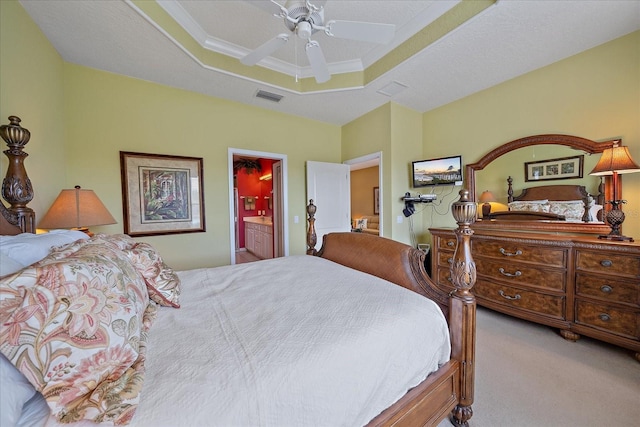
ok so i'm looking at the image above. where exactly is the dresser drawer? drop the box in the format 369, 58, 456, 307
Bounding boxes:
575, 300, 639, 340
575, 273, 639, 306
435, 266, 453, 288
472, 240, 567, 267
475, 257, 565, 290
575, 250, 640, 277
437, 250, 454, 268
437, 236, 457, 251
475, 278, 565, 319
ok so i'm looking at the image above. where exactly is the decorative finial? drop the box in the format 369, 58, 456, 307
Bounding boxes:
0, 116, 31, 151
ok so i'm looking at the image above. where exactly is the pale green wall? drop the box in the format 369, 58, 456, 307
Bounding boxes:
62, 64, 340, 269
342, 104, 393, 235
390, 103, 424, 245
423, 30, 640, 240
341, 103, 424, 245
0, 0, 67, 216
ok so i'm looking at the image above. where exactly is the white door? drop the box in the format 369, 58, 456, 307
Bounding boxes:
306, 161, 351, 251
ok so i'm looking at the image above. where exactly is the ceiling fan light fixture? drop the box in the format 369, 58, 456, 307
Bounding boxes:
296, 20, 312, 39
245, 0, 396, 84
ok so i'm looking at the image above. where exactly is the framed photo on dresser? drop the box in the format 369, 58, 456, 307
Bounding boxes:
120, 151, 205, 236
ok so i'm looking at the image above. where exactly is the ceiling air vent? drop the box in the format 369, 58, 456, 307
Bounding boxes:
255, 90, 283, 103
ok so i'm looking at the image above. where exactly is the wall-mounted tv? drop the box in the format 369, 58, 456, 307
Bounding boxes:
412, 155, 463, 188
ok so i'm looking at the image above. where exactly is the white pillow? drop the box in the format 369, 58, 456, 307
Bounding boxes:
0, 255, 25, 277
17, 392, 49, 427
0, 354, 37, 427
0, 230, 89, 270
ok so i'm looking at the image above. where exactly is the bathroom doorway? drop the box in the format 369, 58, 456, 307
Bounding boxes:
228, 148, 288, 264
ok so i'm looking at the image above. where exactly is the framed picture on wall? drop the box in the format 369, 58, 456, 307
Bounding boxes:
120, 151, 205, 236
374, 186, 380, 214
524, 155, 584, 182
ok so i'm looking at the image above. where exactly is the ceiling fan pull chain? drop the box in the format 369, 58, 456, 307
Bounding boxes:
295, 36, 298, 82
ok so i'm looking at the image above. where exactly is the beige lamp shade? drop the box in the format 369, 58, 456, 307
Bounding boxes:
38, 186, 117, 230
589, 141, 640, 176
479, 190, 496, 203
479, 190, 496, 218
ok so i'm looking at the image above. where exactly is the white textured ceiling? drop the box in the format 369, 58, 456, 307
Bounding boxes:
19, 0, 640, 126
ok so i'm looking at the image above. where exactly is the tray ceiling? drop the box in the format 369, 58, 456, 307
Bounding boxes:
19, 0, 640, 125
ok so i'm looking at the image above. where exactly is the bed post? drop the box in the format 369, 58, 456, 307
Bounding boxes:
507, 175, 514, 203
0, 116, 35, 233
448, 189, 477, 427
306, 199, 317, 255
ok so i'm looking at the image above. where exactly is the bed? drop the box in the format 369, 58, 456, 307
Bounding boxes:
487, 176, 604, 223
1, 116, 478, 427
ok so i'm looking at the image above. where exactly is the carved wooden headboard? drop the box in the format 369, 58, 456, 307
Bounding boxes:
0, 116, 35, 234
506, 176, 595, 204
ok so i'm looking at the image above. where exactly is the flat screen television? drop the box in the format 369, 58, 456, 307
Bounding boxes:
412, 155, 463, 188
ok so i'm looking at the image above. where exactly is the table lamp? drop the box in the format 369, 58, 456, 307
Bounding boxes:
479, 190, 496, 218
38, 186, 117, 236
589, 141, 640, 241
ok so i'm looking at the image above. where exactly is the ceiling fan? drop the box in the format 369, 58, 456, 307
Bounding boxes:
241, 0, 395, 83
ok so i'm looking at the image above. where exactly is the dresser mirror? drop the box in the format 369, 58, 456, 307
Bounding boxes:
464, 134, 618, 234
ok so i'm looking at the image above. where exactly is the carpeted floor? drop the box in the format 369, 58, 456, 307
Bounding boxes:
438, 307, 640, 427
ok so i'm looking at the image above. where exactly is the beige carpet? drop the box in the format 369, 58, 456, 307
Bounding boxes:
439, 307, 640, 427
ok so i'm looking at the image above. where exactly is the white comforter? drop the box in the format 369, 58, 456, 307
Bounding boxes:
45, 255, 450, 427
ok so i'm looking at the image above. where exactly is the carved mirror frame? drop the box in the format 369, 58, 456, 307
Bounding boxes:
464, 134, 618, 234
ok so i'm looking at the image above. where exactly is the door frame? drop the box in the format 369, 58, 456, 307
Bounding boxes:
344, 151, 383, 236
228, 148, 289, 264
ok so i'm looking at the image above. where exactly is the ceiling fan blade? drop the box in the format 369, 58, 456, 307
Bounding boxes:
240, 34, 289, 66
325, 20, 395, 44
244, 0, 287, 17
305, 40, 330, 83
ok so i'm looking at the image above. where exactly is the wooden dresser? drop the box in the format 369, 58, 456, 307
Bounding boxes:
430, 228, 640, 360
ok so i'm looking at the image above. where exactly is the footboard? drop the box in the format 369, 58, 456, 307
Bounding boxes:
306, 190, 477, 426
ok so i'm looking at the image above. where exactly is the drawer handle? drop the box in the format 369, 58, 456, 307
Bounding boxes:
499, 267, 522, 278
499, 290, 521, 301
600, 259, 613, 267
598, 313, 611, 322
447, 241, 455, 247
600, 285, 613, 294
499, 248, 522, 257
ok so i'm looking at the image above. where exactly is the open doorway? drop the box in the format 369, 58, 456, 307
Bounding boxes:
228, 148, 288, 264
345, 152, 382, 236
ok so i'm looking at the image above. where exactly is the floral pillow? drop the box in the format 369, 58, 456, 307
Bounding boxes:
0, 236, 156, 425
47, 235, 181, 308
508, 200, 550, 213
549, 200, 585, 221
46, 233, 137, 260
126, 242, 181, 308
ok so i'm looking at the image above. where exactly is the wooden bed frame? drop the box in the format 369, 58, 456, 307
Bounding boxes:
307, 197, 478, 426
1, 116, 478, 427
